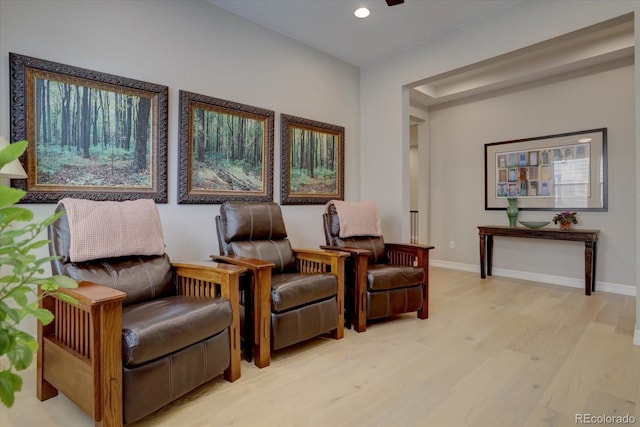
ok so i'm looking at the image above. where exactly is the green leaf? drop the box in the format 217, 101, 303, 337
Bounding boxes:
51, 275, 78, 289
10, 287, 29, 307
23, 239, 50, 251
53, 292, 78, 305
0, 140, 27, 169
7, 341, 34, 370
25, 306, 54, 325
39, 275, 78, 291
0, 274, 18, 285
39, 210, 66, 227
0, 329, 12, 356
32, 255, 61, 266
0, 206, 33, 224
0, 370, 23, 408
16, 330, 38, 354
15, 331, 38, 353
0, 301, 21, 323
0, 187, 27, 209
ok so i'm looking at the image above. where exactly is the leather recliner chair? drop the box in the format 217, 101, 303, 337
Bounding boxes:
38, 199, 244, 426
322, 202, 434, 332
213, 201, 348, 368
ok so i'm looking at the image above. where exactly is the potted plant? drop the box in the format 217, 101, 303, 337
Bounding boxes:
0, 139, 77, 407
552, 210, 578, 230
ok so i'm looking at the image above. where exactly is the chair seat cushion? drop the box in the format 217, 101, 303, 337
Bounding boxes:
367, 264, 424, 291
270, 273, 337, 313
122, 296, 232, 367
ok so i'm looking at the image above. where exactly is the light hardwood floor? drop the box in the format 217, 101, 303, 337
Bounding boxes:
2, 267, 640, 427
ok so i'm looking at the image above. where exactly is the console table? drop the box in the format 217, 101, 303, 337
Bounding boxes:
478, 225, 599, 295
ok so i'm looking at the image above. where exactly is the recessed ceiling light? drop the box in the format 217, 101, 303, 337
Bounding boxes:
578, 138, 592, 143
354, 7, 370, 18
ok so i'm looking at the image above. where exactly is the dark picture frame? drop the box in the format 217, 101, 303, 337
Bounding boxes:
280, 114, 344, 205
9, 53, 168, 203
178, 90, 274, 204
484, 128, 607, 211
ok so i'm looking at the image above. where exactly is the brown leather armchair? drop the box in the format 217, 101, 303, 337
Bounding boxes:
322, 202, 434, 332
38, 200, 245, 426
212, 201, 348, 368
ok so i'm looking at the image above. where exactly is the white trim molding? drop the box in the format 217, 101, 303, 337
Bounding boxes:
430, 259, 636, 297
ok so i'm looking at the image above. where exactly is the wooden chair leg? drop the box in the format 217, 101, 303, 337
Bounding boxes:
417, 247, 431, 320
253, 269, 272, 368
37, 293, 58, 401
331, 254, 345, 340
92, 301, 124, 426
353, 255, 368, 333
418, 281, 429, 319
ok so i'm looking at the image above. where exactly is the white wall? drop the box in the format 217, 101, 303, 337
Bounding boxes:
0, 0, 360, 336
409, 125, 418, 211
429, 61, 635, 287
0, 0, 360, 254
362, 1, 639, 239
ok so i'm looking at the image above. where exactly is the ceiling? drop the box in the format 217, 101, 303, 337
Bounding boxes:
208, 0, 521, 67
208, 1, 634, 111
411, 14, 635, 108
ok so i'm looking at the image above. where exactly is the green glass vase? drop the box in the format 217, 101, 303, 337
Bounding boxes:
506, 197, 519, 227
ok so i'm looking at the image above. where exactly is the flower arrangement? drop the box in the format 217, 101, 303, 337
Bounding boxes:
552, 210, 578, 229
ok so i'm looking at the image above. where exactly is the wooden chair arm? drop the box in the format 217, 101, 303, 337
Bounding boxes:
171, 260, 247, 382
294, 248, 349, 264
294, 248, 347, 275
37, 280, 126, 421
51, 280, 127, 309
39, 280, 126, 353
320, 245, 371, 258
385, 242, 435, 253
385, 243, 434, 269
172, 260, 246, 293
210, 254, 275, 274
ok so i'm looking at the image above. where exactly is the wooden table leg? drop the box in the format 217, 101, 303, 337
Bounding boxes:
486, 235, 494, 276
592, 241, 598, 292
479, 234, 486, 278
585, 241, 596, 295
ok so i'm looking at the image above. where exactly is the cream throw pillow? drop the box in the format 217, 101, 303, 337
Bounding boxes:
327, 200, 382, 238
60, 198, 165, 263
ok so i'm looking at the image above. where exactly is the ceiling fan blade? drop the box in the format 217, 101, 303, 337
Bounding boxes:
385, 0, 405, 6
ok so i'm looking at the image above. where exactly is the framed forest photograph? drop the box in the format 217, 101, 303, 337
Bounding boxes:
178, 90, 274, 204
280, 114, 344, 205
9, 53, 168, 202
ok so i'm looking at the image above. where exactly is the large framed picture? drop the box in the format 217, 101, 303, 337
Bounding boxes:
178, 90, 274, 204
9, 53, 168, 203
280, 114, 344, 205
484, 128, 607, 211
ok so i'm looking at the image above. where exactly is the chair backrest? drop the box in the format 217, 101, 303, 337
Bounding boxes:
49, 200, 174, 307
323, 203, 388, 264
217, 202, 297, 273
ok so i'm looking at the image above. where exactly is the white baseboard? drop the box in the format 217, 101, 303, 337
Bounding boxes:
430, 258, 636, 296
